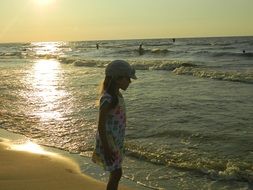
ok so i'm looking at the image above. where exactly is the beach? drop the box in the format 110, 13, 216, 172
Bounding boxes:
0, 37, 252, 189
0, 136, 132, 190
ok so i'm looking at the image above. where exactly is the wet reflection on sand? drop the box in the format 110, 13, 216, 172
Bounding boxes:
11, 141, 54, 155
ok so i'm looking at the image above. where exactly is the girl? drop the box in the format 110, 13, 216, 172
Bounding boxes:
92, 60, 137, 190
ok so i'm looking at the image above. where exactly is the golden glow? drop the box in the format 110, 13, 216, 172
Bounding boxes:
11, 141, 52, 155
24, 42, 68, 121
32, 59, 65, 121
22, 42, 69, 122
32, 42, 61, 55
34, 0, 55, 6
0, 0, 252, 42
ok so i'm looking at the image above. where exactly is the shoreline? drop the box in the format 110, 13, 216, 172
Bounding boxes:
0, 129, 134, 190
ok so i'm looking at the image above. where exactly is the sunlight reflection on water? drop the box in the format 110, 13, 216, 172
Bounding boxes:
31, 41, 65, 56
26, 59, 67, 121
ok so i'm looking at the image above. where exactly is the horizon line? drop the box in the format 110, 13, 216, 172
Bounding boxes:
0, 35, 252, 44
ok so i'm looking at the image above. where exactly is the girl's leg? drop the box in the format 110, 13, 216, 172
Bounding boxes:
107, 168, 122, 190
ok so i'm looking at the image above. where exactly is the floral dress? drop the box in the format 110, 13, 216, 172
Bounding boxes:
92, 92, 126, 172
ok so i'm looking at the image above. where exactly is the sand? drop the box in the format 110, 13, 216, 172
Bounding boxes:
0, 139, 132, 190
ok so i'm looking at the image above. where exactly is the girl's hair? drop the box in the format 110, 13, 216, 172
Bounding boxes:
100, 76, 122, 108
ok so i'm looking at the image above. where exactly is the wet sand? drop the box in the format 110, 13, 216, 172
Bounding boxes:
0, 138, 132, 190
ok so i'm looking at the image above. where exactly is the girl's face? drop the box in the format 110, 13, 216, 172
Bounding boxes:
117, 77, 131, 91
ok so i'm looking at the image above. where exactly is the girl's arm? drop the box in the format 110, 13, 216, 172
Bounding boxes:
98, 105, 114, 165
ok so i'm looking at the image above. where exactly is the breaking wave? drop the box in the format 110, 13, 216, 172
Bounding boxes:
173, 66, 253, 84
59, 57, 196, 71
125, 142, 253, 183
58, 57, 253, 84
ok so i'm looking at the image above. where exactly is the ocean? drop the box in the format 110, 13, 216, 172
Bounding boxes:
0, 36, 253, 190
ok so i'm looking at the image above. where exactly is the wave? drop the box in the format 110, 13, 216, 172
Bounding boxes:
0, 51, 61, 60
149, 49, 170, 54
59, 57, 196, 71
119, 48, 253, 58
185, 37, 252, 47
59, 58, 253, 84
0, 52, 24, 58
125, 142, 253, 183
212, 52, 253, 58
192, 50, 253, 58
186, 42, 213, 46
145, 42, 174, 46
102, 48, 173, 56
136, 48, 175, 55
173, 66, 253, 84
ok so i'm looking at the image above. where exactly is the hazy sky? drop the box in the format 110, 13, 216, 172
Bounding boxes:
0, 0, 252, 42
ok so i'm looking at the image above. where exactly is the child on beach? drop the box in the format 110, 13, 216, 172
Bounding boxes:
92, 60, 137, 190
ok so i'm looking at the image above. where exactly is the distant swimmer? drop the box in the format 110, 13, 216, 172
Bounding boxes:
243, 50, 246, 54
96, 43, 99, 50
172, 38, 176, 43
138, 43, 144, 55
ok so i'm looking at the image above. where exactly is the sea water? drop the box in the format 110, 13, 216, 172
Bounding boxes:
0, 37, 253, 190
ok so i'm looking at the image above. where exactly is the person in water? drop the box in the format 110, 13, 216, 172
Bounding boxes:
92, 60, 137, 190
138, 43, 144, 55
